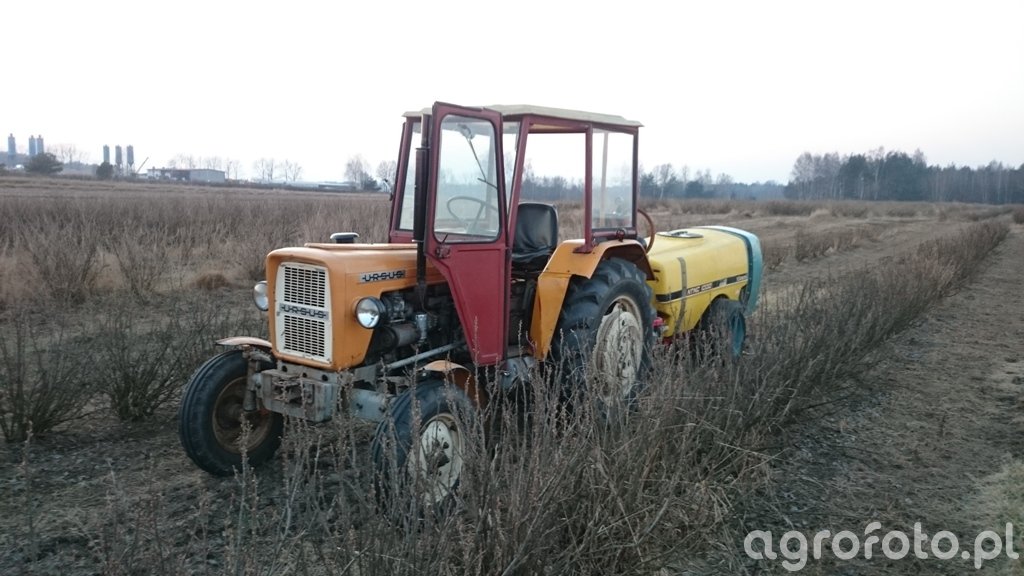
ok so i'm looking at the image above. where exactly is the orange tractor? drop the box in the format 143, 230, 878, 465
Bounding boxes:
178, 103, 762, 504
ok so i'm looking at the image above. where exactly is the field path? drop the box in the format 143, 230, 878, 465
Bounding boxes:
728, 223, 1024, 574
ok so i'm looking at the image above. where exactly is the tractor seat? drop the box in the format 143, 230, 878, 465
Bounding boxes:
512, 202, 558, 272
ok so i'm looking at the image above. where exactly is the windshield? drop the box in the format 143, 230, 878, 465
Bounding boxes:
433, 115, 502, 243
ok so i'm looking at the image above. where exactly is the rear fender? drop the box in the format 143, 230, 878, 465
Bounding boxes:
530, 239, 652, 360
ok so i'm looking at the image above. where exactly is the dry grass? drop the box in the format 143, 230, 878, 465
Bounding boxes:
793, 224, 883, 262
0, 177, 1013, 575
975, 461, 1024, 575
0, 310, 93, 441
0, 181, 391, 307
1012, 206, 1024, 224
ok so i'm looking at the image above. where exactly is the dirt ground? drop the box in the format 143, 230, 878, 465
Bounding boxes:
716, 223, 1024, 574
1, 202, 1020, 574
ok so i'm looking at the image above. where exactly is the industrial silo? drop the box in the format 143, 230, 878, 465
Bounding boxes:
115, 145, 123, 167
6, 134, 14, 163
103, 145, 110, 165
36, 135, 44, 155
126, 145, 134, 167
28, 135, 37, 157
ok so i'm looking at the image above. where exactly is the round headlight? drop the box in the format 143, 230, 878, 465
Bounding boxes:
253, 281, 269, 311
355, 297, 385, 328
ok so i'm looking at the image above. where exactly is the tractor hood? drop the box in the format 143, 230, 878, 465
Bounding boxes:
264, 243, 443, 370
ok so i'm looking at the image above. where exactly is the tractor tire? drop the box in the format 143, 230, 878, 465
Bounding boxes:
371, 379, 475, 518
550, 258, 657, 407
701, 298, 747, 360
178, 349, 283, 476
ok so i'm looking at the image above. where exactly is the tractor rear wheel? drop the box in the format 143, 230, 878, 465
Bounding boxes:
178, 349, 283, 476
550, 258, 656, 407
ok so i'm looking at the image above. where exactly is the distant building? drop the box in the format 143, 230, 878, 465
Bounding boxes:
318, 181, 359, 191
147, 167, 226, 184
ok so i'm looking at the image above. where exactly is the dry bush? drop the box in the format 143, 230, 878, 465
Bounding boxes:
90, 293, 266, 422
297, 196, 392, 244
18, 214, 105, 304
0, 190, 394, 304
754, 220, 1006, 416
914, 220, 1008, 281
91, 304, 187, 422
793, 225, 882, 262
194, 272, 230, 290
885, 205, 919, 218
676, 199, 741, 215
793, 228, 832, 262
0, 310, 94, 442
84, 360, 761, 575
1014, 207, 1024, 224
829, 202, 869, 218
2, 181, 1014, 573
761, 241, 788, 270
107, 224, 173, 299
1, 220, 1009, 574
760, 200, 816, 217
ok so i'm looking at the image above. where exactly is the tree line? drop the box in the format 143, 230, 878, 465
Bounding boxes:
517, 163, 782, 202
7, 145, 1019, 206
785, 149, 1024, 204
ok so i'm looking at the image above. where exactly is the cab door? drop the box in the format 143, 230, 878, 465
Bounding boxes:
425, 103, 508, 366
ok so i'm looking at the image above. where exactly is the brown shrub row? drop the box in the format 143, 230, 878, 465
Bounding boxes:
3, 222, 1006, 574
0, 292, 265, 440
0, 193, 392, 307
793, 224, 883, 262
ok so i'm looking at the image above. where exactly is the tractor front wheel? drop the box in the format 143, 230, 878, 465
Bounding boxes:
178, 349, 283, 476
371, 379, 475, 517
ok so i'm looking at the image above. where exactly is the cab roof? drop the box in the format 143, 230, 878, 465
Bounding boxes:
403, 104, 642, 128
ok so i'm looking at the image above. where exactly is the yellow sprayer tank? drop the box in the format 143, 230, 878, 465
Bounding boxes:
645, 226, 763, 338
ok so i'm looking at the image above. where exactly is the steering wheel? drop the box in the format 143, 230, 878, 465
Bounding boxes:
446, 196, 500, 233
637, 208, 655, 253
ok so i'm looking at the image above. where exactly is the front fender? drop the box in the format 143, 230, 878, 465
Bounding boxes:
216, 336, 273, 350
421, 360, 485, 407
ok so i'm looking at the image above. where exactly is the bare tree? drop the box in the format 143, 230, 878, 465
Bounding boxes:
201, 156, 223, 171
376, 159, 397, 188
653, 163, 674, 199
169, 154, 198, 169
253, 158, 276, 182
53, 144, 85, 165
224, 158, 241, 180
281, 159, 303, 182
345, 154, 369, 185
677, 165, 690, 189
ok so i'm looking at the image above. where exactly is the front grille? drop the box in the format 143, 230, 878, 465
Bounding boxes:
282, 316, 326, 358
276, 263, 331, 363
283, 266, 326, 307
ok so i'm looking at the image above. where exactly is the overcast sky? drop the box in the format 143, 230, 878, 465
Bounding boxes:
5, 0, 1023, 183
